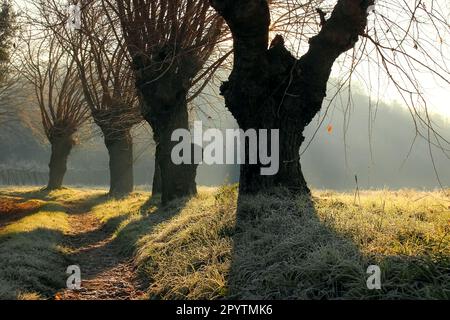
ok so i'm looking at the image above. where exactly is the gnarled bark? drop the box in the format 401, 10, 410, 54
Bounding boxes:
211, 0, 373, 194
152, 152, 162, 195
47, 134, 74, 190
135, 59, 199, 205
238, 128, 308, 194
104, 129, 134, 197
93, 108, 136, 198
114, 0, 225, 204
141, 90, 197, 205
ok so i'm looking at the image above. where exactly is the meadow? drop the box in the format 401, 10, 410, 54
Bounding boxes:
0, 186, 448, 299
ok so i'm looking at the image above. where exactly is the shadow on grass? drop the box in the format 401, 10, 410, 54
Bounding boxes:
0, 189, 112, 299
63, 193, 193, 290
121, 196, 191, 254
0, 190, 186, 299
227, 189, 450, 299
0, 194, 70, 229
227, 190, 367, 299
1, 187, 109, 210
111, 194, 192, 257
62, 193, 162, 251
0, 228, 68, 299
3, 186, 447, 300
0, 187, 54, 201
0, 203, 46, 228
63, 193, 110, 215
0, 187, 110, 228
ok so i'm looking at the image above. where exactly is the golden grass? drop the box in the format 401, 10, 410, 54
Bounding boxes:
0, 197, 44, 215
0, 187, 91, 299
121, 186, 450, 299
0, 186, 448, 300
315, 190, 450, 258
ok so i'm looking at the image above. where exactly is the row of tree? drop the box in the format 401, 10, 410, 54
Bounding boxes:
1, 0, 449, 204
16, 0, 225, 202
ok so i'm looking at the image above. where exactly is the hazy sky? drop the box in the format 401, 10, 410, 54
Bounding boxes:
14, 0, 450, 119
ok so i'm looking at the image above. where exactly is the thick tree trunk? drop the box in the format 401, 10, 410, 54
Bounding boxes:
239, 128, 309, 194
47, 135, 74, 190
104, 129, 134, 197
152, 150, 162, 195
136, 73, 198, 205
211, 0, 372, 195
92, 105, 137, 198
146, 99, 197, 205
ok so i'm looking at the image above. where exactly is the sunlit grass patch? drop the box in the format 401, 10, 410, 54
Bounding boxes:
314, 190, 450, 258
130, 188, 234, 299
47, 188, 106, 204
314, 190, 450, 299
0, 197, 44, 215
91, 192, 149, 226
17, 292, 41, 300
0, 209, 70, 299
121, 186, 449, 300
0, 186, 448, 300
0, 187, 80, 300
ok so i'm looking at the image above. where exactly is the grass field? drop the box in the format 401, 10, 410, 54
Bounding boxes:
0, 186, 449, 299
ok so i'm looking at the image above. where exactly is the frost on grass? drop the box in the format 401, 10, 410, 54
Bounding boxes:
0, 187, 87, 299
0, 209, 70, 299
0, 186, 448, 300
130, 187, 450, 299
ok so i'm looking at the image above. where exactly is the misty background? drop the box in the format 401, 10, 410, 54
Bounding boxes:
1, 86, 450, 190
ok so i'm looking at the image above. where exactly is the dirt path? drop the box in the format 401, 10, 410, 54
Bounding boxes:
55, 205, 145, 300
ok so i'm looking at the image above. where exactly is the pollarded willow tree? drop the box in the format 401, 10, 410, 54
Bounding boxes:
210, 0, 450, 195
21, 35, 90, 190
35, 0, 142, 197
107, 0, 228, 203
